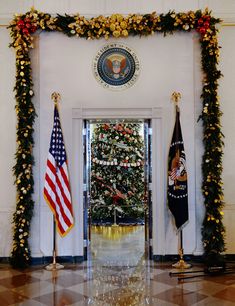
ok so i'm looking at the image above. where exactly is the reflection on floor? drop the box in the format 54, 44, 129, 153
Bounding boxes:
1, 225, 235, 305
91, 225, 145, 266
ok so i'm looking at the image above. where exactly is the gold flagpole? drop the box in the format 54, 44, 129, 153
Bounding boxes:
171, 92, 191, 270
45, 92, 64, 271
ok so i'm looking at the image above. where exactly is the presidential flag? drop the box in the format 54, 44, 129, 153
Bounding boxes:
44, 105, 74, 237
167, 106, 188, 230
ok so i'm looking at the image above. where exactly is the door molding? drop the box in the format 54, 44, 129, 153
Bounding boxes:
71, 107, 165, 257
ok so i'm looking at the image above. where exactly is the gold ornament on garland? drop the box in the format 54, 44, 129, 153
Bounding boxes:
8, 7, 225, 268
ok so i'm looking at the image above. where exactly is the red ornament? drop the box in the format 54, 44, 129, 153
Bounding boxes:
196, 15, 211, 35
25, 23, 31, 29
22, 28, 29, 35
17, 20, 25, 29
30, 25, 37, 33
24, 17, 31, 23
199, 27, 206, 34
113, 195, 120, 203
198, 18, 203, 25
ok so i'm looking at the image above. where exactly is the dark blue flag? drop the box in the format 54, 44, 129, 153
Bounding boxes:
167, 107, 188, 230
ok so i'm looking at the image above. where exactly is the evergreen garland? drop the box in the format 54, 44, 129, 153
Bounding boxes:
8, 8, 224, 268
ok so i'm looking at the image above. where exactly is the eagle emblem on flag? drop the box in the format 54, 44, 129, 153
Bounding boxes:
167, 108, 189, 230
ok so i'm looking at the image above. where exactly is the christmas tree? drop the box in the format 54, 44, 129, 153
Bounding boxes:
91, 122, 145, 223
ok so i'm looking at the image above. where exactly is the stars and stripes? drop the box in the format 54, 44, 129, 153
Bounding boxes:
170, 167, 179, 181
44, 105, 74, 237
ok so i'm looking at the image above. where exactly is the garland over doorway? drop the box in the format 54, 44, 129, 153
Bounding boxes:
8, 8, 225, 268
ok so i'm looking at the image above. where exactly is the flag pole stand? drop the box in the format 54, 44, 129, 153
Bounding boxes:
45, 92, 64, 271
45, 217, 64, 271
172, 229, 191, 269
171, 92, 191, 270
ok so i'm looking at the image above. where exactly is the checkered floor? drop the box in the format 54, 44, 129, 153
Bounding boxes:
1, 260, 235, 306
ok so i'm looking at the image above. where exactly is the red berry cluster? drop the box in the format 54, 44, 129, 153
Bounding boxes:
196, 15, 211, 35
16, 18, 37, 35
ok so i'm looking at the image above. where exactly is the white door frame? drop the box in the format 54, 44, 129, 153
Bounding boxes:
71, 107, 165, 257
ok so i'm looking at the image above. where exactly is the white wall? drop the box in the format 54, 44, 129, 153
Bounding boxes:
37, 32, 196, 256
0, 27, 16, 257
0, 0, 235, 258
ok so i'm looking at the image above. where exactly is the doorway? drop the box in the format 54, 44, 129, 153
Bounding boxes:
83, 119, 152, 264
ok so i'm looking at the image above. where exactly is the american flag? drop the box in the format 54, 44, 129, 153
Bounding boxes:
44, 105, 74, 237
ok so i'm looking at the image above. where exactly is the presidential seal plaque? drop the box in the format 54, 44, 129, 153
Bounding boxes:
93, 43, 140, 90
